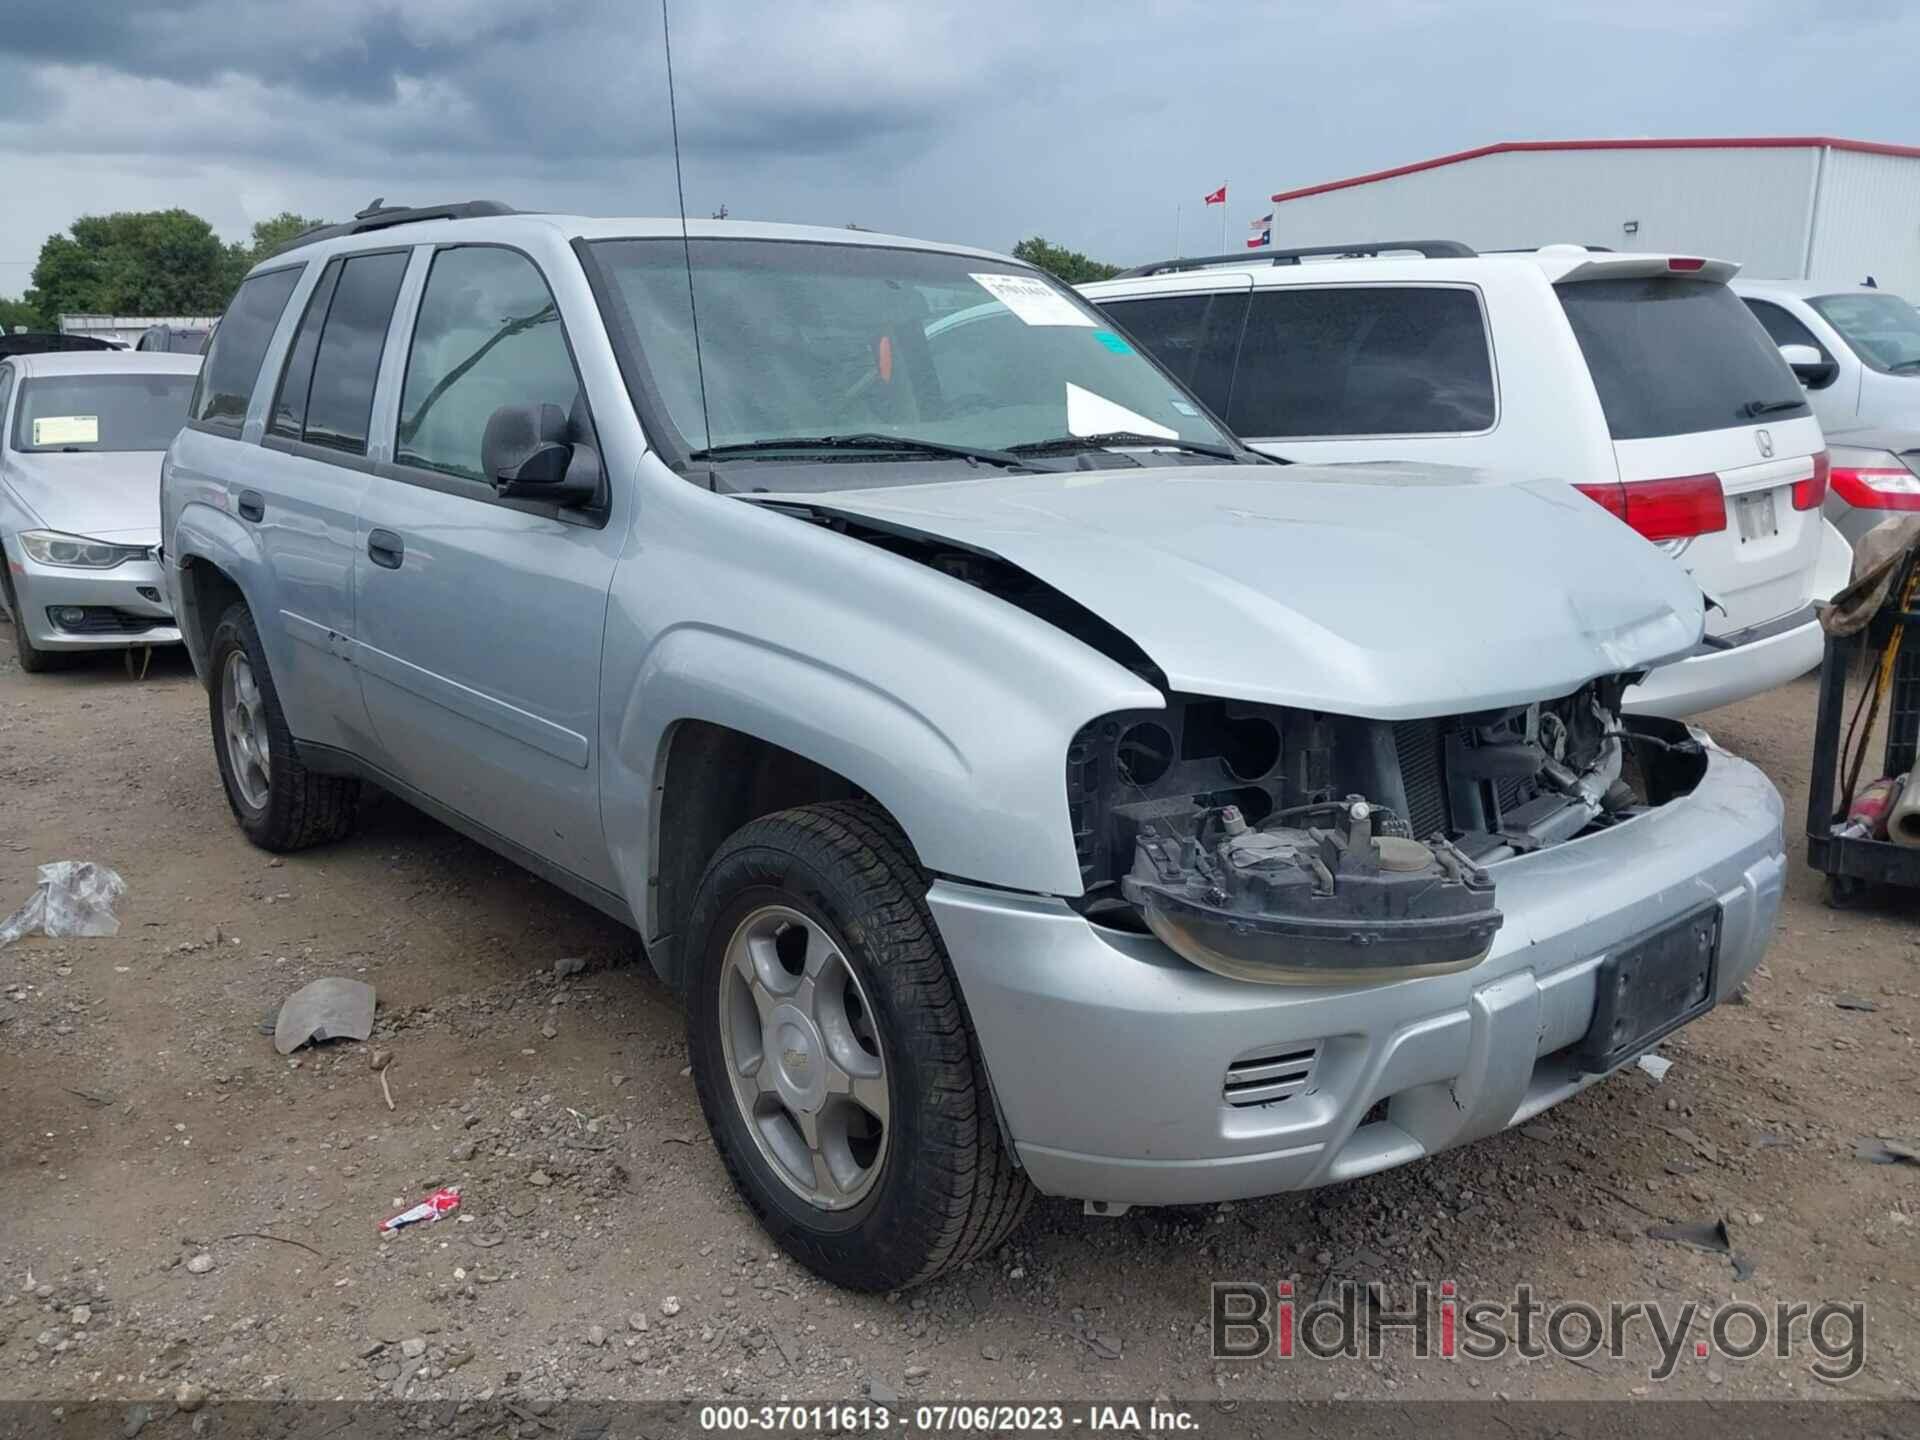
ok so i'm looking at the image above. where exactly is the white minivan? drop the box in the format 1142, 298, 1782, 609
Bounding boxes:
1083, 244, 1852, 719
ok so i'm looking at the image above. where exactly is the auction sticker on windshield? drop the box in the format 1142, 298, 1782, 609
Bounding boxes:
970, 272, 1095, 327
32, 415, 99, 446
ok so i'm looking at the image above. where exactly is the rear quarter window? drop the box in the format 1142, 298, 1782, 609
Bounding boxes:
1224, 286, 1496, 439
1559, 277, 1809, 440
192, 266, 304, 435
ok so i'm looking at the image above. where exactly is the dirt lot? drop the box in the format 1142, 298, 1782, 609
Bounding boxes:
1, 636, 1917, 1410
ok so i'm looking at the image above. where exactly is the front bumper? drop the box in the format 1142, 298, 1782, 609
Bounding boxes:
930, 733, 1784, 1207
8, 553, 180, 651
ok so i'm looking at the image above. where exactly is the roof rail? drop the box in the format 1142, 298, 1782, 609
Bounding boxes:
265, 200, 519, 259
1112, 239, 1475, 279
1483, 244, 1616, 254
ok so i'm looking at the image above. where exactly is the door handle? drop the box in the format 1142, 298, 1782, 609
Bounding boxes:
366, 529, 404, 570
236, 489, 264, 523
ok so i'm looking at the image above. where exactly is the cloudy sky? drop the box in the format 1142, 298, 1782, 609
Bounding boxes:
1, 0, 1915, 295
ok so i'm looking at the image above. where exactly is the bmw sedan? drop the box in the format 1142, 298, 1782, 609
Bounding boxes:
0, 351, 199, 670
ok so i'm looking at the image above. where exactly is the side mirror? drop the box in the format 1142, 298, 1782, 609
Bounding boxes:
1779, 343, 1839, 390
482, 401, 600, 505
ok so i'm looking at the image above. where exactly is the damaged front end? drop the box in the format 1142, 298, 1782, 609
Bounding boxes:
1069, 681, 1706, 984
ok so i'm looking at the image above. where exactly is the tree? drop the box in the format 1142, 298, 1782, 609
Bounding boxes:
245, 212, 329, 265
25, 209, 247, 319
1011, 236, 1122, 284
0, 295, 46, 332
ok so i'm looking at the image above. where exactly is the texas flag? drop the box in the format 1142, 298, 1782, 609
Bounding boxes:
1203, 185, 1227, 205
1247, 229, 1271, 249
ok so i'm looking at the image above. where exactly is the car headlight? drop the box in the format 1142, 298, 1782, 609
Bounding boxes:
16, 530, 150, 569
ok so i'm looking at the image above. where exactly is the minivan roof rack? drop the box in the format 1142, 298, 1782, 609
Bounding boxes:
1113, 240, 1475, 279
265, 200, 519, 259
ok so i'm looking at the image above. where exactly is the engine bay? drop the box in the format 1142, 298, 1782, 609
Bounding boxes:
1066, 684, 1708, 982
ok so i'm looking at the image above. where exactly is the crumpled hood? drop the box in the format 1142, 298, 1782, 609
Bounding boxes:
766, 462, 1705, 718
1, 450, 163, 546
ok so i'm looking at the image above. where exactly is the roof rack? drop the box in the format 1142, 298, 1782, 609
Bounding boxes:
265, 200, 519, 259
1483, 244, 1616, 254
1113, 239, 1475, 279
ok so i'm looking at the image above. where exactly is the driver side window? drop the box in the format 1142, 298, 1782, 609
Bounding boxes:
396, 247, 582, 482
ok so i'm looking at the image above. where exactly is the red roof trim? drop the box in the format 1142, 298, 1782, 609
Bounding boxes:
1271, 137, 1920, 205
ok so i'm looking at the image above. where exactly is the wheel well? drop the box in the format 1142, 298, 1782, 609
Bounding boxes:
651, 720, 869, 989
179, 558, 245, 670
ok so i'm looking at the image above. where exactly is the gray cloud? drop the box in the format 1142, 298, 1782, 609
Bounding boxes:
0, 0, 1916, 289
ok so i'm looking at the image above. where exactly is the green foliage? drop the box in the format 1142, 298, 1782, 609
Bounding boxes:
246, 212, 329, 265
25, 209, 251, 319
1010, 236, 1123, 284
0, 295, 48, 332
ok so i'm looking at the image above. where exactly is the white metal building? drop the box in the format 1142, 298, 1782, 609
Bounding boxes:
1263, 137, 1920, 296
57, 313, 218, 347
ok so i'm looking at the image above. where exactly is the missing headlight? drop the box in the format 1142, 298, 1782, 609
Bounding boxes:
1068, 682, 1659, 980
1122, 796, 1502, 984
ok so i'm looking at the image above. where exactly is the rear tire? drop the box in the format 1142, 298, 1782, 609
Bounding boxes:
1, 566, 66, 674
686, 800, 1031, 1290
208, 601, 359, 851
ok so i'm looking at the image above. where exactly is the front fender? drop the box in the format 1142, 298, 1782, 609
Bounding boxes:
600, 470, 1164, 934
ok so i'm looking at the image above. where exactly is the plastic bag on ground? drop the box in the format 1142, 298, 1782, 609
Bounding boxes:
0, 862, 128, 947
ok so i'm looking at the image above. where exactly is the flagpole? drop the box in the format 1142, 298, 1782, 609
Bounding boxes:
1221, 198, 1227, 253
1174, 202, 1181, 259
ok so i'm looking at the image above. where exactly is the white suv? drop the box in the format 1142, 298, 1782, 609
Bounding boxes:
1083, 243, 1852, 718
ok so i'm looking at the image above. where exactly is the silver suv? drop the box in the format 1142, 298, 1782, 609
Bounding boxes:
162, 203, 1786, 1290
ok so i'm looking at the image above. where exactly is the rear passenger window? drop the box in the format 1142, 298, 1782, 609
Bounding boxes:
1097, 292, 1247, 416
269, 260, 342, 440
192, 267, 302, 434
297, 251, 408, 455
1226, 287, 1496, 439
396, 247, 579, 482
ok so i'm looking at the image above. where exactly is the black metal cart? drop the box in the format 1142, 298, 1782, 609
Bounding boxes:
1805, 548, 1920, 905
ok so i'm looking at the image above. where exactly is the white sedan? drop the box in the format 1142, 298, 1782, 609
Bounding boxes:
0, 350, 199, 671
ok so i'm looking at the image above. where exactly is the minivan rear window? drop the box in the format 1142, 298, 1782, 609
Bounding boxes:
1223, 287, 1496, 439
1558, 277, 1809, 440
193, 266, 302, 435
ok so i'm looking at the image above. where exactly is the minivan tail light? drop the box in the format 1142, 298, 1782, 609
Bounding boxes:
1667, 257, 1707, 272
1575, 474, 1726, 541
1830, 464, 1920, 511
1791, 451, 1830, 511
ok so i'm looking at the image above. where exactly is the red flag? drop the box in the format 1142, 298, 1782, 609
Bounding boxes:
1203, 185, 1227, 205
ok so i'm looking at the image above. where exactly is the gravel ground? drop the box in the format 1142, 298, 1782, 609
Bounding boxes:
1, 639, 1916, 1412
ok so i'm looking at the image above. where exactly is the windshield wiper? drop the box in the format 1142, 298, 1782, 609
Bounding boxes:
1005, 431, 1260, 462
1742, 397, 1806, 418
688, 433, 1040, 471
1888, 358, 1920, 374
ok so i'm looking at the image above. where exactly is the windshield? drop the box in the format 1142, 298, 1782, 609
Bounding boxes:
587, 238, 1232, 463
10, 374, 196, 453
1809, 292, 1920, 373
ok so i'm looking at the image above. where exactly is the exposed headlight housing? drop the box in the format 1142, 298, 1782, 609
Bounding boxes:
1122, 797, 1502, 985
1069, 682, 1651, 984
17, 530, 150, 569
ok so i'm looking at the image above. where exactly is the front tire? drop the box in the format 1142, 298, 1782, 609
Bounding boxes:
208, 601, 359, 851
1, 566, 65, 673
686, 801, 1031, 1290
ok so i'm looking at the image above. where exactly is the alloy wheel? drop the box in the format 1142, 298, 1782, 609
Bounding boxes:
717, 904, 890, 1210
221, 650, 271, 811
